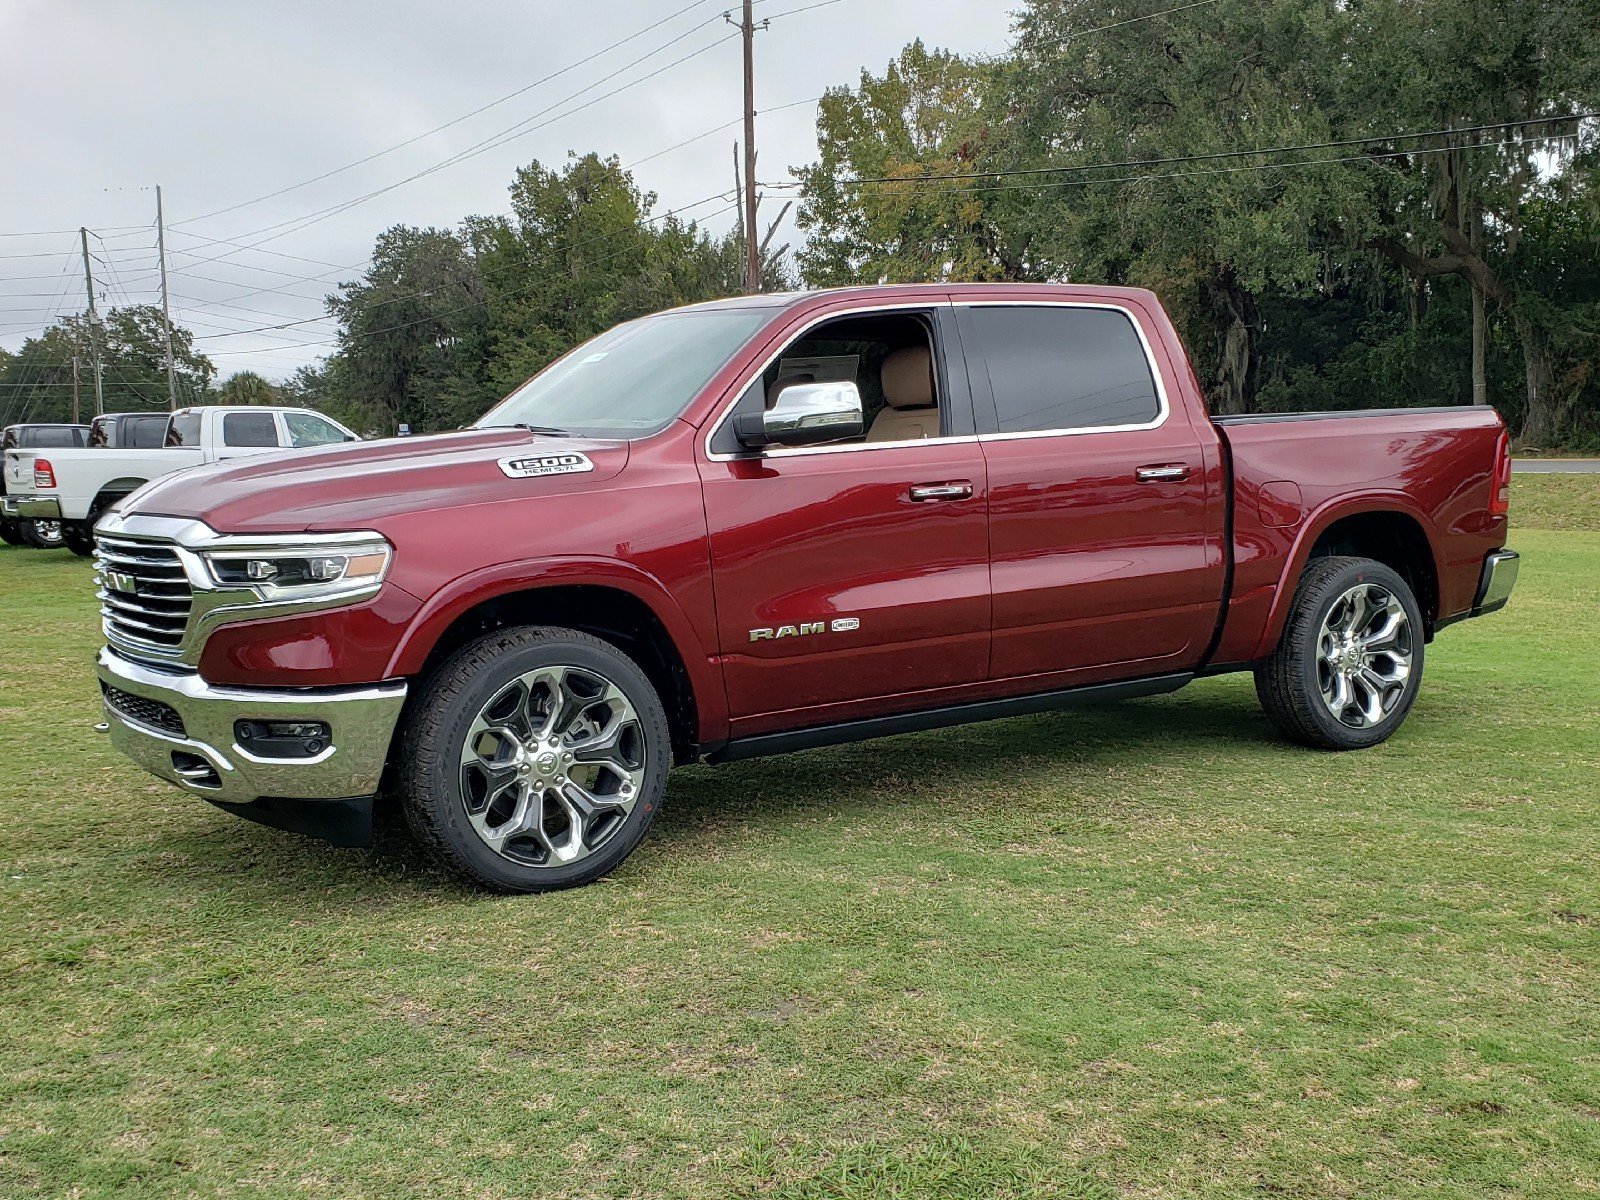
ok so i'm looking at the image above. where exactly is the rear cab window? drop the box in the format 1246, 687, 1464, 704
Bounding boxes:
961, 304, 1163, 435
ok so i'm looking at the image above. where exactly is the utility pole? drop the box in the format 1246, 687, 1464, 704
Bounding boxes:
79, 227, 105, 417
155, 186, 178, 410
728, 0, 767, 294
71, 354, 80, 425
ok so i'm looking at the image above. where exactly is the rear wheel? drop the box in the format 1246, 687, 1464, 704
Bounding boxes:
62, 522, 95, 557
1254, 556, 1424, 750
398, 626, 670, 893
0, 517, 22, 546
20, 518, 64, 550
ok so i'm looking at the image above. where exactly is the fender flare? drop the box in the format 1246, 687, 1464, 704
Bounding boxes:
1253, 491, 1442, 660
383, 556, 728, 741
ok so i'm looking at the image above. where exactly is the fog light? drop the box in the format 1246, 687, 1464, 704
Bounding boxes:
235, 720, 331, 759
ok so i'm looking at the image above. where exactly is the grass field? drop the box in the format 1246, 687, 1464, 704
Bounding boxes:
1, 475, 1597, 1199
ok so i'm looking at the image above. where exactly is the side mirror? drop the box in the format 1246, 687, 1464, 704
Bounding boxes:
734, 380, 864, 449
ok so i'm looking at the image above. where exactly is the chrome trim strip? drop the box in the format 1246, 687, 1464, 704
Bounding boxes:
702, 297, 1176, 461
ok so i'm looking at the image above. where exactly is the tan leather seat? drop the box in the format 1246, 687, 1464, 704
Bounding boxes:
866, 346, 937, 442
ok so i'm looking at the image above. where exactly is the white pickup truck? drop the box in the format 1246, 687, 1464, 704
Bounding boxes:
2, 405, 359, 556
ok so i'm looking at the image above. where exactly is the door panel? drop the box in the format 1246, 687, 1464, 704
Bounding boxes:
701, 441, 990, 726
959, 300, 1225, 684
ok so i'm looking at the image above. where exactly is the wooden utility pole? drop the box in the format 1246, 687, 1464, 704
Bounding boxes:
729, 0, 766, 293
156, 186, 178, 410
71, 354, 80, 424
79, 227, 105, 417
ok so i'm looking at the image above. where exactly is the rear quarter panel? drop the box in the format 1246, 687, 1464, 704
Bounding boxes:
1213, 409, 1508, 664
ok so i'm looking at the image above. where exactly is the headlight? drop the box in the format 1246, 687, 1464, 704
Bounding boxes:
199, 535, 391, 602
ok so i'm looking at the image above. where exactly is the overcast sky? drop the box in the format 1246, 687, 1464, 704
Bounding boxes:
0, 0, 1005, 381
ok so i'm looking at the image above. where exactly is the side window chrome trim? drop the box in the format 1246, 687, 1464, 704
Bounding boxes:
955, 299, 1172, 440
703, 301, 958, 463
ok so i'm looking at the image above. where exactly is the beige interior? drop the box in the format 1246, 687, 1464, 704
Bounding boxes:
866, 346, 938, 442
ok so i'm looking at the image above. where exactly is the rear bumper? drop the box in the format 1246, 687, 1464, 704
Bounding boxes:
1471, 549, 1519, 617
1, 495, 19, 518
96, 646, 407, 844
12, 495, 62, 519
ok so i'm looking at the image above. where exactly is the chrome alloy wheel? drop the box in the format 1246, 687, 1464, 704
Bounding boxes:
31, 519, 63, 546
458, 665, 647, 868
1316, 583, 1414, 728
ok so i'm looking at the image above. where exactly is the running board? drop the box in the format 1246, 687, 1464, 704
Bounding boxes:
704, 672, 1194, 764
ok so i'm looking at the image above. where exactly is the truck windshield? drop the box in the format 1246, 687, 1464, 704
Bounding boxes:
476, 308, 771, 438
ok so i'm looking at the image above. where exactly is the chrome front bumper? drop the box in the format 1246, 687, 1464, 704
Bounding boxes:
13, 495, 62, 519
1472, 549, 1519, 617
96, 646, 407, 809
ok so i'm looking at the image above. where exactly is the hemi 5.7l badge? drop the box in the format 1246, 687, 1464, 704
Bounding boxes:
498, 452, 595, 480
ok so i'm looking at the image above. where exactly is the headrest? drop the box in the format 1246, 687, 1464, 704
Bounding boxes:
881, 346, 934, 409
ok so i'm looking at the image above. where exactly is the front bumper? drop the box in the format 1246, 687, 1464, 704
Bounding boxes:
13, 495, 62, 519
97, 647, 407, 841
1472, 549, 1519, 617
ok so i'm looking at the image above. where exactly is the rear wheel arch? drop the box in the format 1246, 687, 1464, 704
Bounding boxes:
398, 583, 704, 765
91, 479, 148, 518
1260, 501, 1441, 656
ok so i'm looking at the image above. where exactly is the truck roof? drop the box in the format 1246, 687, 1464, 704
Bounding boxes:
669, 281, 1163, 317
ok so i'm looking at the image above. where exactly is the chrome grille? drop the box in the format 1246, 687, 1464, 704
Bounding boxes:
94, 535, 194, 656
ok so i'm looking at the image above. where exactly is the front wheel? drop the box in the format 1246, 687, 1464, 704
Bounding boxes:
20, 518, 64, 549
398, 626, 671, 893
1254, 556, 1425, 750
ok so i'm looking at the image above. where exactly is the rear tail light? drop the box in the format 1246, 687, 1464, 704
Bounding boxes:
1488, 430, 1511, 517
32, 458, 56, 489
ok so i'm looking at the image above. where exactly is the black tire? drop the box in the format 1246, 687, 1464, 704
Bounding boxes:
19, 518, 64, 550
398, 625, 671, 893
62, 522, 96, 557
1254, 555, 1425, 750
0, 517, 22, 547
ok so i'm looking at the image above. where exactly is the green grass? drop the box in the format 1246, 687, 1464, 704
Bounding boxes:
1, 486, 1597, 1199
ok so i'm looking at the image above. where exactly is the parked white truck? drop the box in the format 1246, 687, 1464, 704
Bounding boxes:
2, 405, 359, 556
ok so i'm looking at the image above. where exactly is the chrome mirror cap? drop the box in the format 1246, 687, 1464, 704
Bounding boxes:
735, 380, 865, 449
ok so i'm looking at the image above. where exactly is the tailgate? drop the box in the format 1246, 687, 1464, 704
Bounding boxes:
3, 450, 35, 493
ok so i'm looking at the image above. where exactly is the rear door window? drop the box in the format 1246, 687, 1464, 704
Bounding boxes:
222, 412, 280, 448
964, 305, 1162, 434
124, 416, 166, 447
166, 413, 202, 447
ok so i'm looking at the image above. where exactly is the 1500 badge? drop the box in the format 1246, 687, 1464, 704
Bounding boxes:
749, 617, 860, 642
498, 452, 595, 479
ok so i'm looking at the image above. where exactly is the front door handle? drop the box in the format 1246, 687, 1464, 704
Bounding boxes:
909, 481, 974, 502
1135, 464, 1192, 483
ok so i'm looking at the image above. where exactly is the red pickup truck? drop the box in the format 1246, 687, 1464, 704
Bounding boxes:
93, 284, 1518, 892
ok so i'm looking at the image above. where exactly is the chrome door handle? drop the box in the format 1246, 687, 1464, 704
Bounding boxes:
1135, 464, 1191, 483
909, 482, 974, 502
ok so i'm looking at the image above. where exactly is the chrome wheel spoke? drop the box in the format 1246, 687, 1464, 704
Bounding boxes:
457, 662, 648, 869
1316, 582, 1414, 729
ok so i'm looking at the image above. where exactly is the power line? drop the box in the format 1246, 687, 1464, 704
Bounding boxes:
173, 0, 718, 228
781, 112, 1598, 190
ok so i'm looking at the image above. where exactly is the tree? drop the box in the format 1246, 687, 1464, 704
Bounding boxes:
215, 371, 279, 406
0, 306, 212, 425
795, 42, 1028, 285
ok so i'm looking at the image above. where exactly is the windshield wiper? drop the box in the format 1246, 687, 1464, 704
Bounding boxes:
511, 423, 574, 437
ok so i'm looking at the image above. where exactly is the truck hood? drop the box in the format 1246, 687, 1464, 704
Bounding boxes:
128, 428, 630, 533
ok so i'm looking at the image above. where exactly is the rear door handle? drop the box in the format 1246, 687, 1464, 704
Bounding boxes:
909, 481, 974, 502
1135, 464, 1192, 483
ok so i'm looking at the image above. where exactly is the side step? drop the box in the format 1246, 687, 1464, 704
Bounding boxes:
705, 672, 1194, 764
